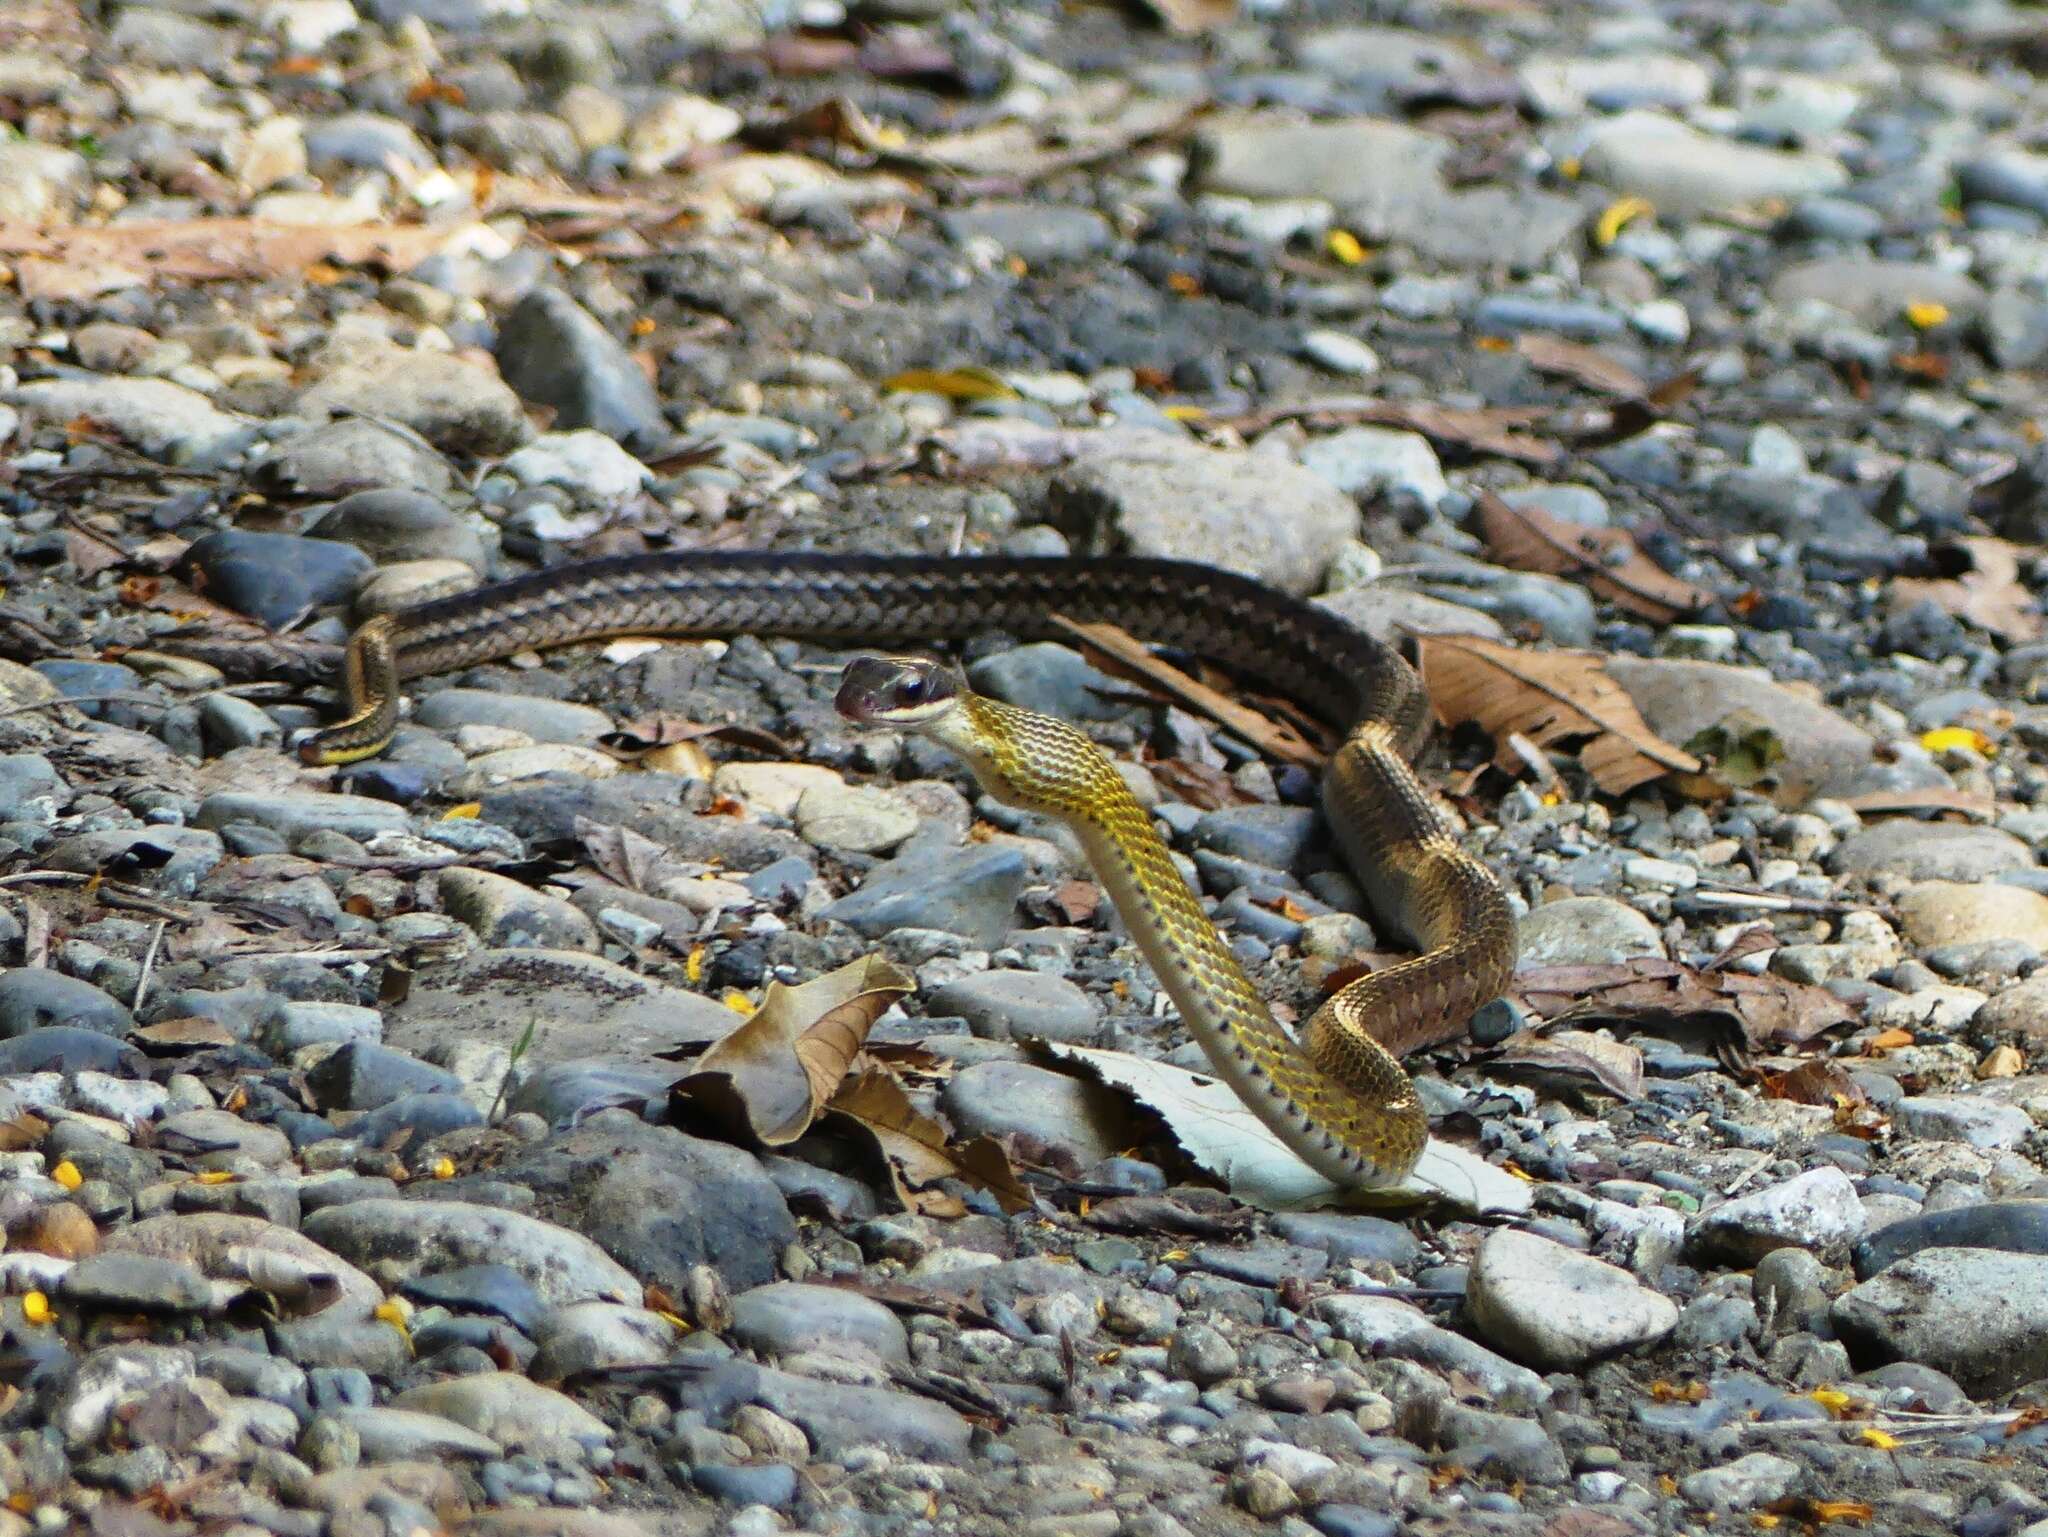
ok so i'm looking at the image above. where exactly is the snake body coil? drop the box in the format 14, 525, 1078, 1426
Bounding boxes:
308, 553, 1517, 1189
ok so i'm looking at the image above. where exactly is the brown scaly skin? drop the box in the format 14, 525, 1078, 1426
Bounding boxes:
305, 553, 1517, 1189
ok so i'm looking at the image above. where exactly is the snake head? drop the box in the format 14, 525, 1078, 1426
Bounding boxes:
834, 656, 959, 728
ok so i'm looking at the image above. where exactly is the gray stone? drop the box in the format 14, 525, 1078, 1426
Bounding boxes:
490, 1112, 795, 1294
1465, 1230, 1678, 1370
1315, 584, 1505, 643
390, 1372, 608, 1453
1679, 1453, 1801, 1513
384, 948, 737, 1071
1050, 447, 1358, 598
1833, 1248, 2048, 1395
1688, 1168, 1866, 1265
939, 1060, 1129, 1168
753, 1365, 971, 1462
1892, 1095, 2035, 1151
495, 287, 669, 453
413, 689, 614, 744
822, 844, 1027, 948
925, 970, 1100, 1043
967, 644, 1141, 725
529, 1302, 677, 1380
306, 1041, 463, 1112
329, 1405, 501, 1462
302, 1198, 643, 1309
1768, 259, 1986, 325
1580, 112, 1846, 217
939, 201, 1113, 263
299, 338, 531, 457
1517, 897, 1665, 967
59, 1253, 213, 1314
310, 488, 489, 572
438, 867, 600, 951
0, 970, 132, 1038
730, 1282, 909, 1365
194, 792, 408, 843
1829, 822, 2034, 883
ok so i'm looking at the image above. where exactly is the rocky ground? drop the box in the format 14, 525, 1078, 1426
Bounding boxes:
1, 0, 2048, 1534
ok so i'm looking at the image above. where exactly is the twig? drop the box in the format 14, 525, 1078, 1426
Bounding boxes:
133, 919, 166, 1013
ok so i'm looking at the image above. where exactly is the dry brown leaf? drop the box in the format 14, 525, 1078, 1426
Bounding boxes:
1416, 634, 1701, 794
1514, 334, 1646, 397
1489, 1027, 1644, 1100
0, 219, 465, 302
670, 954, 911, 1145
1053, 616, 1323, 767
1132, 0, 1236, 33
575, 817, 697, 896
1836, 786, 1999, 821
132, 1017, 239, 1051
825, 1067, 1033, 1214
1231, 396, 1560, 466
1475, 491, 1712, 625
1511, 958, 1857, 1051
1763, 1059, 1868, 1108
1890, 536, 2042, 644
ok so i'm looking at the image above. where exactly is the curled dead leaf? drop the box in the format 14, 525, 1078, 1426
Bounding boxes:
670, 954, 912, 1145
1475, 491, 1712, 625
824, 1068, 1033, 1215
1415, 634, 1701, 794
1890, 536, 2042, 644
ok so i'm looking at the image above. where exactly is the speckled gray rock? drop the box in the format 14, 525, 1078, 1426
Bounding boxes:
1829, 822, 2034, 883
924, 970, 1100, 1043
0, 970, 132, 1038
1049, 447, 1358, 597
1466, 1230, 1679, 1369
1833, 1248, 2048, 1395
730, 1282, 909, 1365
1687, 1168, 1866, 1265
302, 1198, 643, 1309
1517, 897, 1665, 967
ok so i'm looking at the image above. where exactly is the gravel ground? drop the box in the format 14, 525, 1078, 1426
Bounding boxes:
1, 1, 2047, 1536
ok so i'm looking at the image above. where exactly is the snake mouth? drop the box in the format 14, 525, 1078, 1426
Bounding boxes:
835, 654, 956, 727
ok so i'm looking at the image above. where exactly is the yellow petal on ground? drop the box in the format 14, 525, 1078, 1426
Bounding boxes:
721, 989, 755, 1015
1920, 726, 1993, 756
686, 946, 706, 984
1161, 404, 1209, 422
1326, 228, 1368, 265
1905, 300, 1949, 329
442, 802, 481, 819
1595, 196, 1655, 248
1858, 1427, 1902, 1450
21, 1293, 51, 1326
1558, 156, 1582, 180
880, 366, 1017, 401
51, 1162, 80, 1191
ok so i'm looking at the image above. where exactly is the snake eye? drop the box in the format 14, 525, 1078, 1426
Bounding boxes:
897, 675, 928, 707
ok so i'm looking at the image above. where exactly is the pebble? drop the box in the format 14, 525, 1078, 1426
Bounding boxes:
494, 288, 670, 454
1686, 1168, 1867, 1265
924, 970, 1101, 1043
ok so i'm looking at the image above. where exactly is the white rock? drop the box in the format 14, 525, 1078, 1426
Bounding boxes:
1466, 1230, 1679, 1370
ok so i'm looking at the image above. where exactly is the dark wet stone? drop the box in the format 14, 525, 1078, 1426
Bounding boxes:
0, 971, 132, 1038
346, 1092, 484, 1150
309, 488, 489, 572
1190, 805, 1321, 873
306, 1041, 463, 1111
967, 643, 1142, 725
1312, 1509, 1401, 1537
398, 1264, 548, 1336
494, 287, 668, 452
690, 1461, 799, 1506
32, 660, 149, 723
506, 1061, 676, 1124
493, 1111, 794, 1293
181, 530, 373, 629
1851, 1201, 2048, 1280
1270, 1212, 1421, 1267
59, 1252, 212, 1313
820, 843, 1028, 947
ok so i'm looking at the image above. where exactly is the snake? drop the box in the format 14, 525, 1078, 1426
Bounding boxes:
302, 552, 1517, 1189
